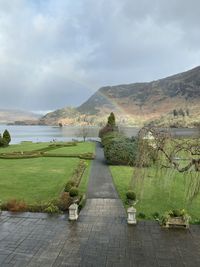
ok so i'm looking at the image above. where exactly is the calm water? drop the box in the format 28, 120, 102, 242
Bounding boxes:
0, 125, 198, 144
0, 125, 101, 144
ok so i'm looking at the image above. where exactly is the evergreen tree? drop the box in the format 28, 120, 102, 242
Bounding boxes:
107, 112, 116, 127
3, 129, 11, 145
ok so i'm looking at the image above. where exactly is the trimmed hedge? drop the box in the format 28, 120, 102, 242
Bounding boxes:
102, 132, 138, 166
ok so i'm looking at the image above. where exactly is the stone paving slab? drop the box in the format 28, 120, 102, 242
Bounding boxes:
0, 211, 200, 266
86, 142, 118, 199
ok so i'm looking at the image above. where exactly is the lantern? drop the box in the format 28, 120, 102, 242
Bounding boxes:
127, 206, 137, 225
69, 203, 78, 221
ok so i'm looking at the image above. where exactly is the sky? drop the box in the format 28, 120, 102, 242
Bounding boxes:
0, 0, 200, 112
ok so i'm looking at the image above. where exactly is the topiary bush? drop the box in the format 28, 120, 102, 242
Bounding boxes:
64, 180, 76, 192
104, 135, 138, 166
69, 187, 79, 197
126, 190, 136, 201
138, 212, 146, 219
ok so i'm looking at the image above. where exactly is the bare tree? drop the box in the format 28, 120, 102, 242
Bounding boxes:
77, 126, 89, 142
137, 126, 200, 172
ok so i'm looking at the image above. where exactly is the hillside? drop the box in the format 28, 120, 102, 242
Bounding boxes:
41, 66, 200, 126
0, 109, 40, 124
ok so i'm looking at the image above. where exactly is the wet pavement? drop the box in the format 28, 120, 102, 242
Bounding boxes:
0, 143, 200, 266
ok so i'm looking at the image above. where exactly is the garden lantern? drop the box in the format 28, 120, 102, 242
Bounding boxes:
69, 203, 78, 221
127, 206, 137, 225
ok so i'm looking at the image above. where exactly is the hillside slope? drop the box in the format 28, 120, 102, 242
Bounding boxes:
0, 109, 40, 124
42, 66, 200, 126
78, 66, 200, 118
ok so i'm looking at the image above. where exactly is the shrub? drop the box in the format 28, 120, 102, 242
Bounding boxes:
172, 209, 182, 217
57, 192, 71, 211
28, 203, 47, 212
138, 212, 146, 219
98, 112, 118, 138
104, 136, 138, 166
64, 180, 76, 192
99, 124, 116, 139
4, 199, 28, 212
152, 212, 160, 219
126, 190, 136, 201
69, 187, 79, 197
101, 131, 120, 147
44, 203, 60, 214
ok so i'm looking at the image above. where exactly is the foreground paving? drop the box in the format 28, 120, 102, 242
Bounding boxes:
1, 211, 200, 266
0, 143, 200, 266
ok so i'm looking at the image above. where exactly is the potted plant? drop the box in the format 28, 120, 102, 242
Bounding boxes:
126, 190, 137, 206
161, 209, 190, 229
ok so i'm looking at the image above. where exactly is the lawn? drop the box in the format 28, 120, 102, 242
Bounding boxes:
0, 141, 50, 153
47, 142, 95, 154
0, 141, 94, 204
110, 165, 200, 222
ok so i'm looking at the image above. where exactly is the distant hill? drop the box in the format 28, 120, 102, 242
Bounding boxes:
39, 107, 80, 125
41, 66, 200, 126
0, 109, 40, 124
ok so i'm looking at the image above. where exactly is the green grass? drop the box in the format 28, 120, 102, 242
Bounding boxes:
0, 142, 50, 153
78, 161, 92, 195
0, 157, 79, 203
0, 142, 95, 204
47, 142, 95, 154
110, 165, 200, 222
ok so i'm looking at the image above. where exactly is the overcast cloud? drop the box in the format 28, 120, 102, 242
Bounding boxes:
0, 0, 200, 111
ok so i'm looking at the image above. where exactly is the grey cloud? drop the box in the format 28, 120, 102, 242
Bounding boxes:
0, 0, 199, 111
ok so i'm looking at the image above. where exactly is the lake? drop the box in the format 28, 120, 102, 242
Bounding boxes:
0, 125, 199, 144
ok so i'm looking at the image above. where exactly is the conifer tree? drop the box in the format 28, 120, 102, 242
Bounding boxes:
3, 129, 11, 145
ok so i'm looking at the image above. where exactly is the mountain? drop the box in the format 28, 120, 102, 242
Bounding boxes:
0, 109, 40, 124
39, 107, 80, 125
41, 66, 200, 126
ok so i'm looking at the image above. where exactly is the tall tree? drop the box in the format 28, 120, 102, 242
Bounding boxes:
107, 112, 116, 127
3, 129, 11, 145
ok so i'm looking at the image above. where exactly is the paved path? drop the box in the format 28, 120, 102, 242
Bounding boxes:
0, 142, 200, 266
86, 142, 119, 199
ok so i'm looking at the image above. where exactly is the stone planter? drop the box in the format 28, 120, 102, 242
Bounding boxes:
69, 196, 81, 205
165, 216, 189, 229
127, 199, 138, 206
69, 203, 78, 221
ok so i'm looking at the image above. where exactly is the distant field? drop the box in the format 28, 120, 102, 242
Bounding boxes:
0, 142, 95, 203
111, 165, 200, 222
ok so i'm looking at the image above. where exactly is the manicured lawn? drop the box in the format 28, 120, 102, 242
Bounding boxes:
110, 165, 200, 222
47, 142, 95, 154
0, 157, 79, 203
0, 141, 95, 154
0, 142, 95, 204
0, 142, 50, 153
